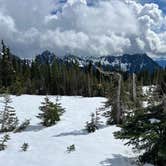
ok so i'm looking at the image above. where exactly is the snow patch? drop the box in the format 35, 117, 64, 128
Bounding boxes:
0, 95, 149, 166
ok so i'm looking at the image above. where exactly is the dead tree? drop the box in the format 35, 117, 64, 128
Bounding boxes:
96, 67, 123, 124
116, 73, 122, 124
132, 73, 137, 102
163, 95, 166, 113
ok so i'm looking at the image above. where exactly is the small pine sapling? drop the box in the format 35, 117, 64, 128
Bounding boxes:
21, 143, 29, 152
86, 111, 100, 133
37, 96, 65, 127
67, 144, 75, 153
0, 134, 10, 151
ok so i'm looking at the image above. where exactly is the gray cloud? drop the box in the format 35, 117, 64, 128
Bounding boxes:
0, 0, 166, 59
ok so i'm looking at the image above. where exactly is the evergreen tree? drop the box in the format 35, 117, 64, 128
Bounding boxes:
114, 95, 166, 166
21, 143, 29, 152
0, 134, 10, 151
0, 94, 18, 132
67, 144, 76, 153
37, 96, 65, 127
85, 111, 100, 133
0, 42, 15, 88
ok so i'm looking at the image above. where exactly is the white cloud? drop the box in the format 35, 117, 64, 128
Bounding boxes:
0, 0, 166, 58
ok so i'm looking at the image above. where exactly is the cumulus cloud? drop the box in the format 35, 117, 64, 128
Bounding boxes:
0, 0, 166, 58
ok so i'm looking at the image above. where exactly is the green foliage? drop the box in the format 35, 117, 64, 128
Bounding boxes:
105, 72, 145, 125
0, 94, 19, 132
37, 96, 65, 127
0, 134, 10, 151
0, 41, 118, 96
21, 143, 29, 152
114, 100, 166, 165
0, 41, 165, 98
85, 112, 100, 133
67, 144, 75, 153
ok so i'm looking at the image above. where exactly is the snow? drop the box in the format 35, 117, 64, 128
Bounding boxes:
0, 95, 150, 166
142, 85, 156, 96
149, 118, 160, 124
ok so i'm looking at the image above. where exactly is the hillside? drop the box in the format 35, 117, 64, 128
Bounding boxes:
0, 95, 150, 166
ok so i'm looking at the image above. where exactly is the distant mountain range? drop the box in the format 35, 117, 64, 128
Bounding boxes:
155, 59, 166, 68
36, 51, 161, 73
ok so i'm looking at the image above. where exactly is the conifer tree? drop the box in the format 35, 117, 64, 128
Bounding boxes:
67, 144, 76, 153
21, 143, 29, 152
0, 134, 10, 151
0, 42, 15, 88
37, 96, 65, 127
114, 93, 166, 165
86, 111, 100, 133
0, 94, 18, 132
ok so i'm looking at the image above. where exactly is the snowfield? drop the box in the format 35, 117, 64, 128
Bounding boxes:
0, 95, 150, 166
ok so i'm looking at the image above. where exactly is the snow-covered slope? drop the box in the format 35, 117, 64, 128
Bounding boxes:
0, 95, 150, 166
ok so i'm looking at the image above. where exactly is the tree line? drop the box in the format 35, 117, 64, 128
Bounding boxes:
0, 41, 110, 96
0, 41, 165, 97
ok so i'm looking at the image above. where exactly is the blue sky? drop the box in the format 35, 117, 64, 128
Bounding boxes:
141, 0, 166, 13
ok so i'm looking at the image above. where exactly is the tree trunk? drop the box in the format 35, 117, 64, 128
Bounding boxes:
132, 73, 137, 102
116, 73, 122, 124
163, 95, 166, 113
88, 74, 91, 97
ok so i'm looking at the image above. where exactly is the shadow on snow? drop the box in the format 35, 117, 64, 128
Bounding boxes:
100, 154, 137, 166
24, 124, 45, 132
53, 129, 89, 137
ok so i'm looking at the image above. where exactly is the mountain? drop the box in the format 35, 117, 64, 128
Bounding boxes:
35, 50, 58, 64
156, 59, 166, 68
97, 54, 160, 73
36, 51, 161, 73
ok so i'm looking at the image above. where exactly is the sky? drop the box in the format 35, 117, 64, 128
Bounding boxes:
140, 0, 166, 13
0, 0, 166, 59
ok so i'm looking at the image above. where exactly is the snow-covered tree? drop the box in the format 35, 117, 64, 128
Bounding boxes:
0, 94, 18, 132
37, 96, 65, 127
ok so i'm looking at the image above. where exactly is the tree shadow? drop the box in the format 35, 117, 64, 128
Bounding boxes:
24, 124, 45, 132
100, 154, 137, 166
53, 129, 89, 137
53, 124, 109, 137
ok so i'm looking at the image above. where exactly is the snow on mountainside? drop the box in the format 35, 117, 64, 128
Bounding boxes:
0, 95, 152, 166
0, 49, 160, 73
36, 51, 160, 73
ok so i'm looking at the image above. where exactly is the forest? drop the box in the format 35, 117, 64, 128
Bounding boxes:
0, 40, 165, 97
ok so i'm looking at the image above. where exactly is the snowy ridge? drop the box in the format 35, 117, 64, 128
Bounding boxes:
0, 49, 160, 73
36, 51, 160, 73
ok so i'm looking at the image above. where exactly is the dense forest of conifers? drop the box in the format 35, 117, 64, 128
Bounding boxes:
0, 40, 165, 96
